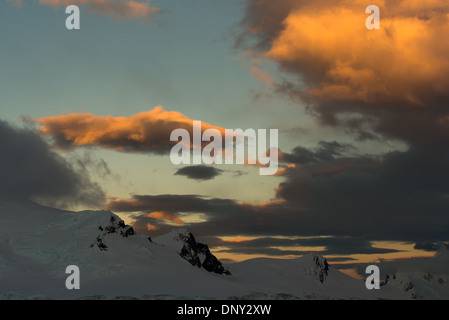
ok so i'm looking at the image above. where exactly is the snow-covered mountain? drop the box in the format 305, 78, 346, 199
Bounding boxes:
377, 250, 449, 300
380, 272, 449, 299
226, 254, 394, 300
0, 199, 395, 300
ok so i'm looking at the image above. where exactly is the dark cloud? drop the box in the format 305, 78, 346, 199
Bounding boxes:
323, 240, 400, 255
234, 0, 302, 51
207, 235, 400, 256
71, 151, 113, 179
279, 142, 379, 178
216, 247, 313, 257
104, 141, 449, 257
106, 194, 236, 215
106, 194, 293, 238
0, 120, 105, 208
174, 165, 224, 181
277, 145, 449, 241
414, 242, 449, 252
281, 141, 356, 165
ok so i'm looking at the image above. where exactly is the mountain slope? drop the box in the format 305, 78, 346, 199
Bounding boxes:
226, 254, 393, 299
0, 200, 394, 299
0, 200, 249, 299
378, 250, 449, 300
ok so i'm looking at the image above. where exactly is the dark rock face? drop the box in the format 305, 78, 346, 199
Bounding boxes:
96, 236, 108, 251
95, 214, 135, 251
177, 232, 231, 276
312, 255, 329, 284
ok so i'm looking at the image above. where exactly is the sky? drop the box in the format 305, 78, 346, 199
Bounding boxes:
1, 0, 449, 277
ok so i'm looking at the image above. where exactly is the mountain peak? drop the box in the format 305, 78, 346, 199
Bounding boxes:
300, 253, 330, 284
154, 229, 231, 276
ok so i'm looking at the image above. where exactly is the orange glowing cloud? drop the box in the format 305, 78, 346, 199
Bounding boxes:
34, 106, 226, 155
274, 164, 296, 176
237, 199, 286, 213
225, 238, 252, 243
146, 211, 184, 225
246, 0, 449, 107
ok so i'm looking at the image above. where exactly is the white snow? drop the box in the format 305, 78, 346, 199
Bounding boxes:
377, 250, 449, 299
0, 199, 407, 300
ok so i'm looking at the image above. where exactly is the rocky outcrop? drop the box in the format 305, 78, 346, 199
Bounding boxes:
311, 255, 329, 284
95, 214, 135, 251
177, 232, 231, 275
154, 230, 231, 276
299, 253, 330, 284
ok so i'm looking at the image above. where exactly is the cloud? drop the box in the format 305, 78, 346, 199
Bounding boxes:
11, 0, 160, 21
33, 108, 276, 174
280, 141, 356, 165
105, 194, 237, 217
414, 241, 449, 252
105, 194, 292, 238
237, 0, 449, 144
209, 235, 401, 256
174, 165, 224, 181
0, 120, 105, 208
216, 247, 313, 257
219, 0, 449, 255
276, 144, 449, 242
146, 211, 184, 225
102, 139, 449, 258
104, 192, 406, 257
33, 106, 227, 155
276, 141, 379, 178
